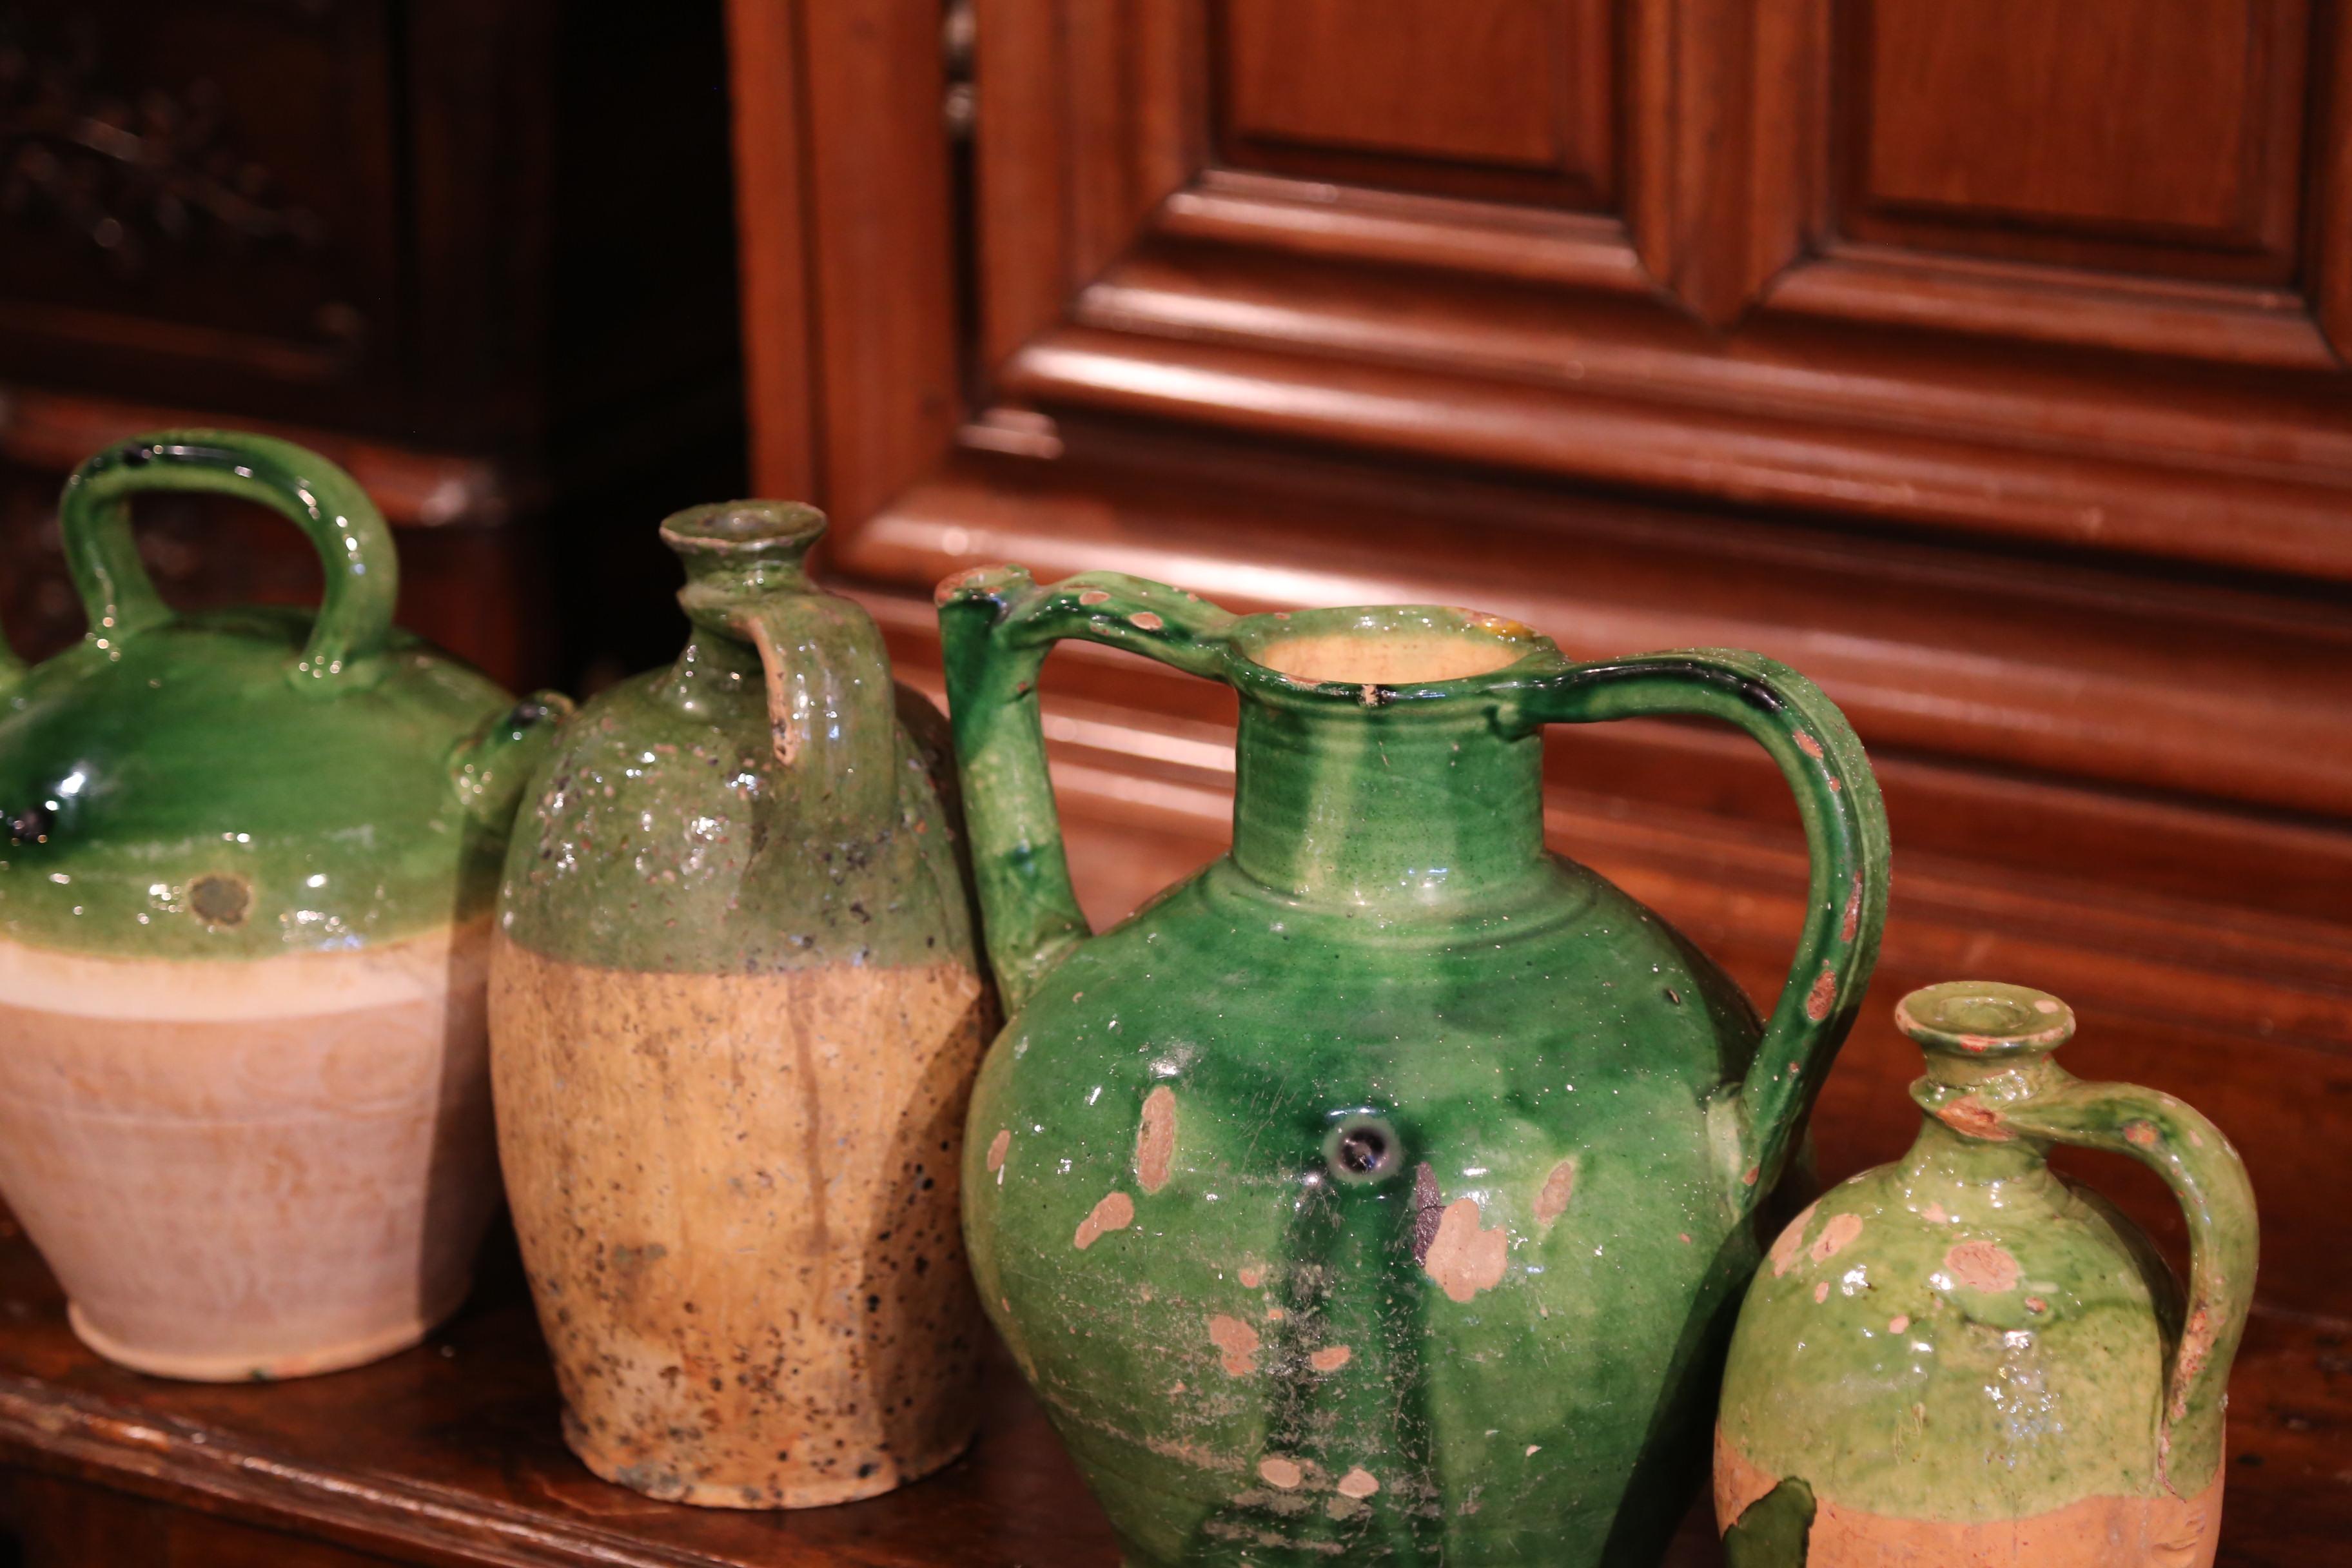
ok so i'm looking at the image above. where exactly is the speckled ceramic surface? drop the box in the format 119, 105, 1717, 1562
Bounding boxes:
489, 503, 993, 1508
0, 430, 565, 1380
1716, 982, 2258, 1567
937, 567, 1890, 1566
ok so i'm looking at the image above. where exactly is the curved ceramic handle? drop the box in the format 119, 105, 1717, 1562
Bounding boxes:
730, 593, 902, 828
936, 566, 1236, 1009
56, 429, 397, 688
1509, 651, 1890, 1202
2000, 1079, 2257, 1495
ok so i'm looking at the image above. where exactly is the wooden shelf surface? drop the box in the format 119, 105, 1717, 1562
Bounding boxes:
0, 1223, 2345, 1566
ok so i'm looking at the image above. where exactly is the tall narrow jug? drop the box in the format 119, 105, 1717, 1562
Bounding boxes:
938, 569, 1891, 1566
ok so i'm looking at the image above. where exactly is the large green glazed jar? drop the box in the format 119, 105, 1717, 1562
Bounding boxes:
489, 503, 994, 1508
1715, 982, 2257, 1567
936, 567, 1892, 1567
0, 430, 567, 1380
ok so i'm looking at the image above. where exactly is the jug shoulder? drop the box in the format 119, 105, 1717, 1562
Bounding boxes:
496, 671, 976, 977
1720, 1166, 2179, 1527
1, 615, 515, 960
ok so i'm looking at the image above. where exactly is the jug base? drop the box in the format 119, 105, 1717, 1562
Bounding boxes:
67, 1286, 469, 1382
564, 1422, 975, 1510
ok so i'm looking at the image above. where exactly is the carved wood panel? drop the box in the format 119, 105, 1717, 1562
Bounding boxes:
1213, 0, 1618, 208
0, 0, 402, 416
729, 0, 2352, 1322
1839, 0, 2308, 281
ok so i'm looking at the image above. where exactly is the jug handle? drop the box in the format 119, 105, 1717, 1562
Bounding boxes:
1509, 649, 1890, 1204
1995, 1077, 2257, 1498
55, 429, 397, 691
937, 566, 1236, 1010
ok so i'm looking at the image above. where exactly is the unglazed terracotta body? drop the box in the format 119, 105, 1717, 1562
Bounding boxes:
0, 926, 496, 1378
936, 569, 1892, 1567
1715, 983, 2257, 1567
0, 431, 564, 1380
490, 503, 992, 1508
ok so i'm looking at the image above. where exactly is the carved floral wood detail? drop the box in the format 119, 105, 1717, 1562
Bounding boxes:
0, 7, 332, 288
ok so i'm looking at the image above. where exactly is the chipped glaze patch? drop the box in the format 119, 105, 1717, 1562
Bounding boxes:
1943, 1240, 2021, 1294
986, 1128, 1012, 1173
1208, 1314, 1261, 1376
1888, 1314, 1910, 1333
1937, 1095, 2012, 1141
1258, 1456, 1304, 1489
1075, 1191, 1137, 1250
1809, 1212, 1865, 1264
1237, 1264, 1266, 1288
1534, 1155, 1579, 1228
1336, 1467, 1380, 1499
1422, 1197, 1509, 1303
1309, 1344, 1353, 1373
1805, 962, 1840, 1022
1769, 1202, 1819, 1278
1135, 1085, 1177, 1193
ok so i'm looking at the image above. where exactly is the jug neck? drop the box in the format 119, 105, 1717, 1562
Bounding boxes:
1228, 695, 1549, 906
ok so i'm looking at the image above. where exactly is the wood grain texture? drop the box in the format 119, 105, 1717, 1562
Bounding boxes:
1843, 0, 2308, 282
726, 0, 820, 500
1216, 0, 1617, 208
795, 0, 963, 527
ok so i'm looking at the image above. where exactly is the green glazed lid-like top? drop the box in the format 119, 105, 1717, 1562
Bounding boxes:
0, 431, 566, 962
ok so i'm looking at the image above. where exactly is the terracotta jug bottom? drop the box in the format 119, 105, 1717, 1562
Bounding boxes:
66, 1288, 471, 1382
0, 923, 502, 1382
492, 940, 992, 1509
561, 1409, 975, 1512
1716, 1426, 2224, 1567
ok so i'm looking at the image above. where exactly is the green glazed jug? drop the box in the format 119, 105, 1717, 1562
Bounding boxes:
1715, 982, 2257, 1567
937, 567, 1891, 1567
490, 503, 994, 1508
0, 430, 567, 1380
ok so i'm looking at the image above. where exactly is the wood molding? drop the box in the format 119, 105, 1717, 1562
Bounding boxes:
725, 0, 821, 501
2318, 0, 2352, 359
1003, 313, 2352, 583
834, 438, 2352, 823
1766, 244, 2343, 371
785, 0, 964, 526
0, 384, 517, 529
1629, 0, 1827, 327
1155, 170, 1653, 295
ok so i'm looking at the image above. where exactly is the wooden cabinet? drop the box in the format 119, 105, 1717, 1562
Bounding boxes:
729, 0, 2352, 1351
0, 1, 745, 692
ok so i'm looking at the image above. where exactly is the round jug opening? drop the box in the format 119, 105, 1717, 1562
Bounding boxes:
1895, 979, 2075, 1057
660, 500, 827, 554
1260, 620, 1533, 681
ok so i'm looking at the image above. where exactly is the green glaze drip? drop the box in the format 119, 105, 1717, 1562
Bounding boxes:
1228, 695, 1549, 905
1718, 981, 2259, 1527
1723, 1479, 1815, 1567
0, 431, 565, 959
498, 502, 977, 975
940, 568, 1891, 1567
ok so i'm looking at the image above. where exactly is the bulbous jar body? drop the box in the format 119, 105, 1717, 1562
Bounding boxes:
489, 504, 994, 1509
937, 569, 1891, 1567
0, 432, 563, 1380
1715, 983, 2258, 1568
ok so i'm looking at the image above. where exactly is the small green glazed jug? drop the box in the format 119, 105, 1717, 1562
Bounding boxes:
491, 503, 994, 1507
0, 430, 567, 1380
937, 567, 1891, 1566
1716, 982, 2257, 1567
